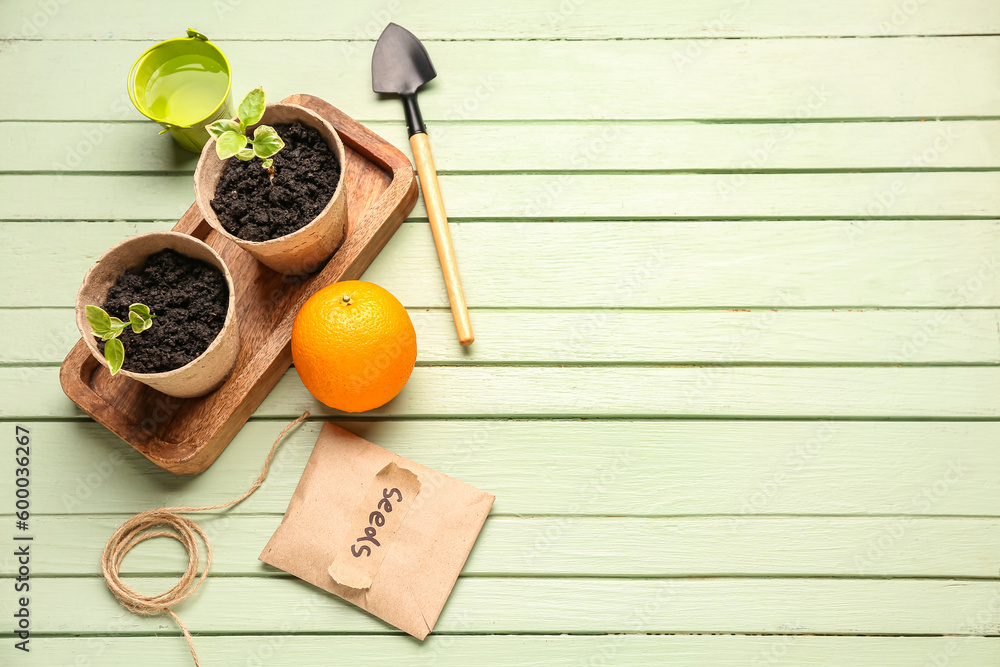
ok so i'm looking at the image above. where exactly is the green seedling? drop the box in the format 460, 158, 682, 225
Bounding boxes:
206, 87, 285, 171
86, 303, 156, 375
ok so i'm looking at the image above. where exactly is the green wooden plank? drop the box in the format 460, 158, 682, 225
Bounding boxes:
15, 515, 1000, 578
5, 221, 1000, 309
185, 367, 1000, 419
1, 421, 996, 516
4, 635, 999, 667
6, 172, 1000, 221
7, 308, 999, 366
4, 120, 997, 172
5, 365, 999, 419
3, 38, 999, 122
5, 0, 999, 39
16, 576, 1000, 635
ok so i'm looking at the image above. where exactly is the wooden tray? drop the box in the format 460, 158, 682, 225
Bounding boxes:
59, 94, 418, 474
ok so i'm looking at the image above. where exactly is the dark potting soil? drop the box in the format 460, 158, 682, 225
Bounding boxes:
98, 249, 229, 374
210, 121, 341, 242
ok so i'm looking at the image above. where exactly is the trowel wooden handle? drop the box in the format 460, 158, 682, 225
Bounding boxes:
409, 132, 474, 346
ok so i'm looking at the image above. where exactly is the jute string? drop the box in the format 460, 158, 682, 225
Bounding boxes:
101, 412, 310, 666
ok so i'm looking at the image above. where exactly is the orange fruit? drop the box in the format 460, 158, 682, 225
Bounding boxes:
291, 281, 416, 413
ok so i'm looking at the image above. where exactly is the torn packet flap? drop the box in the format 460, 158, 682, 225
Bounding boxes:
327, 462, 421, 589
259, 423, 495, 640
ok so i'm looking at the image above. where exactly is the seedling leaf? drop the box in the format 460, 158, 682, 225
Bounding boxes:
206, 119, 241, 140
86, 305, 111, 333
237, 87, 266, 128
261, 158, 273, 170
236, 147, 255, 161
129, 311, 146, 333
252, 125, 285, 158
129, 303, 150, 318
105, 338, 125, 375
216, 131, 248, 160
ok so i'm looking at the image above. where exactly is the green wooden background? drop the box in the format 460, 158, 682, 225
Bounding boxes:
2, 0, 1000, 664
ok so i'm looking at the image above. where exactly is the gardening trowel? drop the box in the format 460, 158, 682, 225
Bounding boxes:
373, 23, 474, 346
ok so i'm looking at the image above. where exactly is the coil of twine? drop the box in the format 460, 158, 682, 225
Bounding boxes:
101, 412, 310, 666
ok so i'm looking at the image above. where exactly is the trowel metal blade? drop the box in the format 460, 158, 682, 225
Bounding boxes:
372, 22, 437, 96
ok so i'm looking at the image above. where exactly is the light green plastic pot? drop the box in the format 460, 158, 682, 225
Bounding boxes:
127, 28, 234, 152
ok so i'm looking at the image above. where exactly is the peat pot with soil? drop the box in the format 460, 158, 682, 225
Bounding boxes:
194, 88, 349, 275
75, 231, 240, 398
